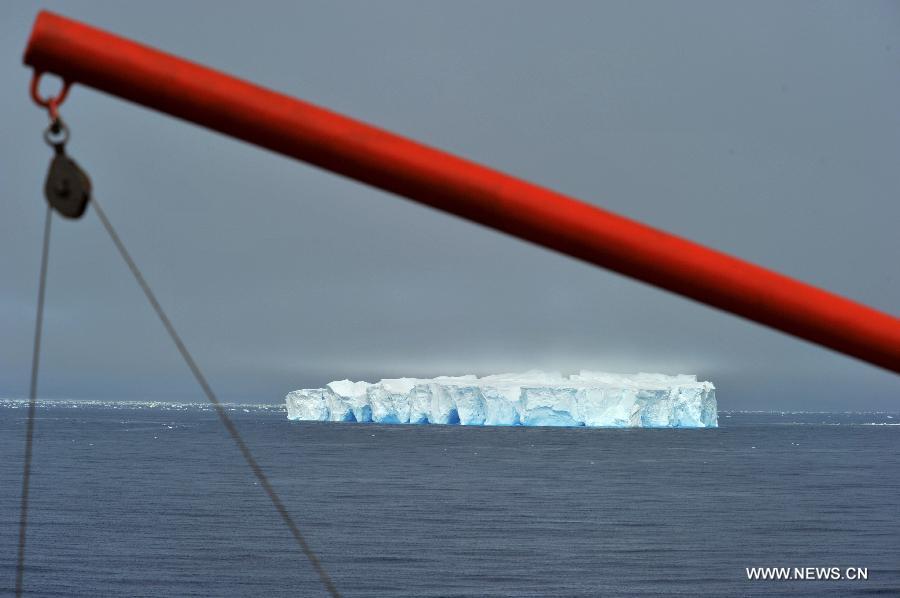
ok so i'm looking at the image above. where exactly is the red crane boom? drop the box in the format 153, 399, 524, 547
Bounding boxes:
22, 11, 900, 373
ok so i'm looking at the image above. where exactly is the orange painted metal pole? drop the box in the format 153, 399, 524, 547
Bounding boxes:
22, 11, 900, 373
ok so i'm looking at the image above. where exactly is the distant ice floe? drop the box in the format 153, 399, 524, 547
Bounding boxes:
0, 399, 283, 413
285, 370, 718, 428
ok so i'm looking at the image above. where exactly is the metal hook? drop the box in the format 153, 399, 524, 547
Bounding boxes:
42, 118, 70, 151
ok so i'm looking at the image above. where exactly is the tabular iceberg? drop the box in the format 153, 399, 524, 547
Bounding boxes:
285, 371, 717, 428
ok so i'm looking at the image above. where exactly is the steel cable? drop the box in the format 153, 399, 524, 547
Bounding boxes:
90, 198, 342, 598
16, 205, 52, 598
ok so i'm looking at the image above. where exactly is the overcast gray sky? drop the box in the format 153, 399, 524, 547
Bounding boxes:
2, 1, 898, 410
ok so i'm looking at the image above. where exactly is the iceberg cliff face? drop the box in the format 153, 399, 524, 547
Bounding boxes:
285, 371, 717, 428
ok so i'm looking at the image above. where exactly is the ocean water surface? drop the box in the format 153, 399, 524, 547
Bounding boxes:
1, 402, 898, 597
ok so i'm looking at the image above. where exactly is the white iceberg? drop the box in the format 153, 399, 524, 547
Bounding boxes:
285, 370, 717, 428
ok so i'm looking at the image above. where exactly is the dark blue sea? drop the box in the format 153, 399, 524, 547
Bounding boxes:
1, 403, 898, 597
